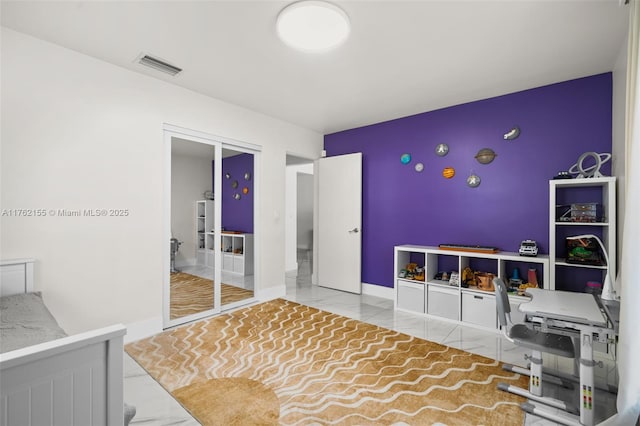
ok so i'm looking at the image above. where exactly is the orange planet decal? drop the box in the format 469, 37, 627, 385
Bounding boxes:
442, 167, 455, 179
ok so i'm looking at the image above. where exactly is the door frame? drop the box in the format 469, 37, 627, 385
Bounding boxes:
162, 124, 261, 329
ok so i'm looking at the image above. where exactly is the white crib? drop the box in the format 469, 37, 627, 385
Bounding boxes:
0, 259, 127, 426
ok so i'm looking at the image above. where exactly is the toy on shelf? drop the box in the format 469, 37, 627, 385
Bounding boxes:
400, 263, 425, 281
449, 272, 460, 286
461, 267, 475, 288
475, 272, 496, 291
518, 240, 538, 257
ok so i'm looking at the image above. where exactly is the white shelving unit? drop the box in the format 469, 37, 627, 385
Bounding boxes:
394, 245, 548, 331
195, 200, 254, 275
221, 233, 254, 275
549, 177, 616, 292
195, 200, 214, 267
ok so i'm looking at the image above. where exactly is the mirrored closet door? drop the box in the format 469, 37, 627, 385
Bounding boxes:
218, 146, 255, 309
166, 136, 222, 327
164, 128, 258, 328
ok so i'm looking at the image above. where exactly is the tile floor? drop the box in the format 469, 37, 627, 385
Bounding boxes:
124, 251, 618, 425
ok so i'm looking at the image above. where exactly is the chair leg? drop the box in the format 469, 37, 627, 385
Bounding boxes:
528, 349, 543, 396
497, 382, 577, 413
502, 364, 573, 389
520, 402, 581, 426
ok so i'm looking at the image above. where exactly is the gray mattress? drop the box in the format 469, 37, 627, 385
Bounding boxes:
0, 292, 67, 354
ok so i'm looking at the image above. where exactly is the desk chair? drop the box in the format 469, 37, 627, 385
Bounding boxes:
493, 277, 579, 420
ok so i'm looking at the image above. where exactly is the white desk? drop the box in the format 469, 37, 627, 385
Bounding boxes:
519, 288, 615, 426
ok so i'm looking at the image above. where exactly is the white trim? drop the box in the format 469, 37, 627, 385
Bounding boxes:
124, 316, 163, 343
362, 282, 395, 300
163, 123, 261, 153
255, 284, 287, 301
175, 258, 196, 268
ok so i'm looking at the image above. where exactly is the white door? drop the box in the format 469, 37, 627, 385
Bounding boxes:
317, 153, 362, 293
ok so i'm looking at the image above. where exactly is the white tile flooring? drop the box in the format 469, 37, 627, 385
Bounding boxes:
125, 252, 619, 425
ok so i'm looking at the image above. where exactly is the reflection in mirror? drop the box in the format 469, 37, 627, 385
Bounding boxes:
219, 148, 255, 307
169, 137, 216, 320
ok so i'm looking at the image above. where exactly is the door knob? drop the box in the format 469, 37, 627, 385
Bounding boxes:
349, 228, 359, 233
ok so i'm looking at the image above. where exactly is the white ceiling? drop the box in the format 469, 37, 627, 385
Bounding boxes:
1, 1, 629, 134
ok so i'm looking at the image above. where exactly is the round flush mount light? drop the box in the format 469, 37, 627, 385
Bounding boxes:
276, 1, 350, 52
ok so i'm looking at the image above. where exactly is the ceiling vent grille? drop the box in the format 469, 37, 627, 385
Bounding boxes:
137, 54, 182, 76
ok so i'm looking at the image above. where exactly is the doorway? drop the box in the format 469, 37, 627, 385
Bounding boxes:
285, 155, 315, 282
164, 126, 260, 328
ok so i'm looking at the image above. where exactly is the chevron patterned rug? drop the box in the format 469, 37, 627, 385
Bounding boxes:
126, 299, 527, 425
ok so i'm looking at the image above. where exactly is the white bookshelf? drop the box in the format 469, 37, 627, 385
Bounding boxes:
195, 200, 253, 275
549, 177, 616, 292
195, 200, 214, 266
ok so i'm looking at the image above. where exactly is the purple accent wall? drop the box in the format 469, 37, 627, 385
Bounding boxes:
213, 153, 254, 233
324, 73, 613, 289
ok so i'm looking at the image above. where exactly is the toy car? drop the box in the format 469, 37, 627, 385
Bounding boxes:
519, 240, 538, 257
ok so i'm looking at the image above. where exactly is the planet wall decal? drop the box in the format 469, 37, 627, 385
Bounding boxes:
467, 174, 481, 188
442, 167, 455, 179
400, 153, 412, 164
435, 143, 449, 156
475, 148, 497, 165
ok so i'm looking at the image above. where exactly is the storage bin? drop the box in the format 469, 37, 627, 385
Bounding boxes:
397, 280, 425, 313
461, 292, 496, 329
428, 286, 458, 320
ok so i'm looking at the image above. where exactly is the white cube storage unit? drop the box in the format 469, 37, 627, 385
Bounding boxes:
394, 245, 549, 331
221, 233, 254, 275
195, 200, 254, 276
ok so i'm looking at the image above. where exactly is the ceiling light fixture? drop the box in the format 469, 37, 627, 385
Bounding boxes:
276, 1, 350, 52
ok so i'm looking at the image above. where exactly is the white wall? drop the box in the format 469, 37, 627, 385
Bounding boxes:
0, 28, 323, 334
171, 152, 213, 266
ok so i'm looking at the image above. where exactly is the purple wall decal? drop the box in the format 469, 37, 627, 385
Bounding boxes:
324, 73, 613, 289
213, 153, 254, 233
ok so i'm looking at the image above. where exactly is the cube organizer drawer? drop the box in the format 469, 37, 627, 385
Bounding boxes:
461, 291, 496, 329
427, 286, 458, 320
397, 280, 425, 313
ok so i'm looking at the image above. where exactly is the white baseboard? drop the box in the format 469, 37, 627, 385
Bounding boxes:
362, 282, 395, 300
285, 268, 298, 276
124, 316, 163, 343
175, 258, 196, 268
255, 284, 287, 301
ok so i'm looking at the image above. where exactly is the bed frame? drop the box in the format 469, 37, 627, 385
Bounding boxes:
0, 259, 127, 426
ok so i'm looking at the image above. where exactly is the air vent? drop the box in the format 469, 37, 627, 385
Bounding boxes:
137, 54, 182, 76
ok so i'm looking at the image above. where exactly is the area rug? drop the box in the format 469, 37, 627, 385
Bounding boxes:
127, 299, 527, 425
170, 272, 253, 319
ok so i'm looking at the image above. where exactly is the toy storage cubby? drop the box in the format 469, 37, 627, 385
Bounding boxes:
549, 177, 616, 292
221, 233, 254, 275
394, 245, 548, 331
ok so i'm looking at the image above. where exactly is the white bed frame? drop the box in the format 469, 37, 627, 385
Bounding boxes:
0, 259, 127, 426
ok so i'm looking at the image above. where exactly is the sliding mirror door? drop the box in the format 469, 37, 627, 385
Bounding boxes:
218, 147, 255, 308
166, 135, 222, 327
